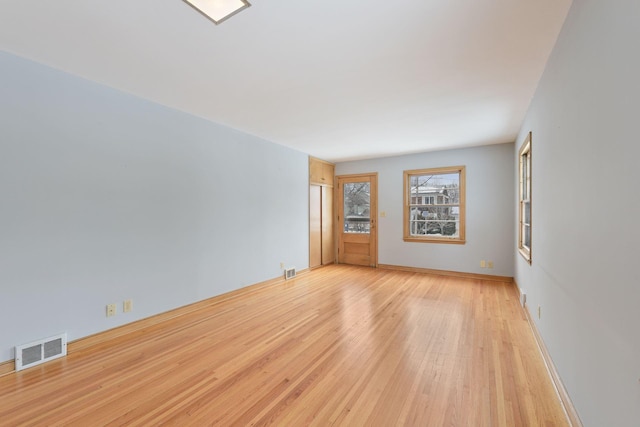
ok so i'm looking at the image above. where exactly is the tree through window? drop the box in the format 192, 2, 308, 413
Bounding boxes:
343, 182, 370, 233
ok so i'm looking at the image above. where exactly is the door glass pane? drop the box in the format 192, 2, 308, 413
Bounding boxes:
344, 182, 370, 234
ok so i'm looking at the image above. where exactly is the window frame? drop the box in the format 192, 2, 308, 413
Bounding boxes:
518, 132, 532, 263
403, 165, 466, 244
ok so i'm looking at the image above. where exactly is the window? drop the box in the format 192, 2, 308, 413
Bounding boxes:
403, 166, 465, 244
343, 181, 370, 233
518, 133, 532, 262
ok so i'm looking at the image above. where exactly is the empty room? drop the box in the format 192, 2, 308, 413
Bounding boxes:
0, 1, 638, 426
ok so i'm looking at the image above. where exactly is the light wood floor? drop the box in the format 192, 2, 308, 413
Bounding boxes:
0, 265, 568, 426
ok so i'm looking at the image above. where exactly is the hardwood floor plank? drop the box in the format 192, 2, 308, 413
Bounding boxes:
0, 265, 568, 426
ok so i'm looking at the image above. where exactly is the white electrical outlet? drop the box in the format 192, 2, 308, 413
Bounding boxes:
480, 260, 486, 268
106, 304, 117, 317
280, 262, 284, 269
487, 261, 494, 269
123, 299, 133, 313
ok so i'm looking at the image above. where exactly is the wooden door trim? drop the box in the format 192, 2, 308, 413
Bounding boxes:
335, 172, 377, 181
335, 173, 378, 267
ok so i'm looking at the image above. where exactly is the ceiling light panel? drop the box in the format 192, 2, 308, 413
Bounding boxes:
183, 0, 250, 25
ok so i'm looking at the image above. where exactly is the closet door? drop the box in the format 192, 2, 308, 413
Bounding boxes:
309, 185, 322, 268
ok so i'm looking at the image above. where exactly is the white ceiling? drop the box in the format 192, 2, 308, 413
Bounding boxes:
0, 0, 571, 162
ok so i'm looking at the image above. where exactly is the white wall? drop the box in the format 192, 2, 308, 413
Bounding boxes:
0, 52, 309, 363
336, 144, 515, 277
514, 0, 640, 425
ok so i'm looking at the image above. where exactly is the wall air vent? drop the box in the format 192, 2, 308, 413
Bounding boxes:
15, 333, 67, 371
284, 267, 296, 280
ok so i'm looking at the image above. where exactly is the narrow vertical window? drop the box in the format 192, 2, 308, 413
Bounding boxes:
518, 132, 532, 263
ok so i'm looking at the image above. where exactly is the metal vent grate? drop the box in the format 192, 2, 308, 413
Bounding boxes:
284, 267, 296, 280
15, 333, 67, 371
44, 338, 63, 358
22, 344, 42, 366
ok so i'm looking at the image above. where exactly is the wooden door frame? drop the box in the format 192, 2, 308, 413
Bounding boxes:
335, 173, 378, 267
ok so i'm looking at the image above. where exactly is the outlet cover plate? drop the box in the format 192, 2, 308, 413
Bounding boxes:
106, 304, 117, 317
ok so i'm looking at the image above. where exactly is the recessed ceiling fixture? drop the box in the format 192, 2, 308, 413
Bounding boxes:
183, 0, 251, 25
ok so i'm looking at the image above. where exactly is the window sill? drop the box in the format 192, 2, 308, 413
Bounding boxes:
404, 237, 466, 245
518, 248, 532, 264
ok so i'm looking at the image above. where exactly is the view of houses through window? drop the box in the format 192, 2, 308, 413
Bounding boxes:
404, 166, 466, 243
